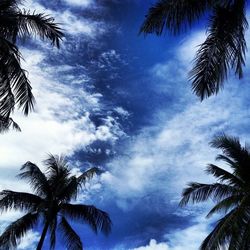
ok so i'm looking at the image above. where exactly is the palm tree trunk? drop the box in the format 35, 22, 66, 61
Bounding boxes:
36, 221, 49, 250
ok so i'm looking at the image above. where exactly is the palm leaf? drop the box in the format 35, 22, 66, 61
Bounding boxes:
57, 176, 78, 203
229, 222, 250, 250
59, 217, 82, 250
200, 206, 249, 250
179, 182, 238, 206
0, 190, 42, 212
206, 164, 243, 187
18, 161, 50, 197
57, 167, 102, 203
77, 167, 102, 186
0, 36, 34, 115
15, 11, 64, 47
211, 134, 250, 181
0, 212, 39, 248
61, 203, 112, 235
140, 0, 211, 35
0, 0, 22, 11
0, 74, 15, 118
44, 154, 69, 174
210, 134, 249, 161
45, 155, 71, 195
190, 1, 247, 99
0, 116, 20, 132
206, 195, 243, 218
215, 154, 238, 168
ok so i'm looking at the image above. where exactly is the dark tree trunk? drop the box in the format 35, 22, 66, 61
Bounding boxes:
36, 221, 49, 250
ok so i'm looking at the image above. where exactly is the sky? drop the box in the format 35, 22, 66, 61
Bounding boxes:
1, 0, 250, 249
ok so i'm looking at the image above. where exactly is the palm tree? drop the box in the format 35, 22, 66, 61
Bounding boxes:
180, 134, 250, 249
0, 0, 63, 132
0, 155, 112, 250
140, 0, 248, 100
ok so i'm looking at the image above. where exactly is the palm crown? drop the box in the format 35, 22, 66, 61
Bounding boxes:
0, 0, 63, 132
180, 135, 250, 249
140, 0, 248, 100
0, 155, 112, 250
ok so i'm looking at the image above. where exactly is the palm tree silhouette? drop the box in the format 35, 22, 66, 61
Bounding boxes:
180, 134, 250, 249
0, 0, 63, 132
140, 0, 247, 100
0, 155, 111, 250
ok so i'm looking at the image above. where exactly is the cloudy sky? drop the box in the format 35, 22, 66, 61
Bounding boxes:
1, 0, 250, 249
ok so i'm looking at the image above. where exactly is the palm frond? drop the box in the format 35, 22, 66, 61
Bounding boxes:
15, 11, 64, 47
0, 74, 15, 118
215, 154, 237, 168
0, 0, 21, 11
206, 164, 243, 187
59, 217, 82, 250
77, 167, 102, 186
140, 0, 211, 35
179, 182, 238, 207
0, 36, 34, 115
206, 195, 243, 218
61, 203, 112, 235
44, 154, 69, 174
57, 167, 102, 203
190, 1, 247, 99
0, 116, 20, 132
200, 207, 248, 250
0, 190, 42, 212
229, 0, 248, 78
18, 161, 50, 197
210, 135, 250, 181
229, 222, 250, 250
210, 134, 250, 162
0, 212, 39, 249
57, 176, 78, 203
45, 155, 71, 195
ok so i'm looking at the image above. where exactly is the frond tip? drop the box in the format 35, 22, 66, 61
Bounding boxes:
0, 212, 39, 249
61, 203, 112, 235
140, 0, 211, 35
59, 217, 82, 250
16, 12, 64, 48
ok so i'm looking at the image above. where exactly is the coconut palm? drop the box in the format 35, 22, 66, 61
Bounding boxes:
180, 134, 250, 249
140, 0, 248, 100
0, 0, 63, 132
0, 155, 112, 250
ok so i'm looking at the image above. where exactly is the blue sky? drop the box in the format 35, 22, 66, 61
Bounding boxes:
1, 0, 250, 249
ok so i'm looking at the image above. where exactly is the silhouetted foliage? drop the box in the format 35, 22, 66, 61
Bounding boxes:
0, 155, 111, 250
180, 134, 250, 249
0, 0, 64, 132
140, 0, 248, 100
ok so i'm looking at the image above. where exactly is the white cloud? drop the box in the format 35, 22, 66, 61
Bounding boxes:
132, 239, 169, 250
177, 31, 206, 65
114, 107, 130, 118
132, 216, 210, 250
0, 47, 122, 193
100, 30, 250, 214
0, 49, 95, 170
0, 211, 24, 233
63, 0, 93, 7
164, 217, 210, 250
17, 231, 40, 250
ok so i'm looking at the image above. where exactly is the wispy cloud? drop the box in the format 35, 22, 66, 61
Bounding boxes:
132, 215, 210, 250
62, 0, 94, 7
89, 29, 250, 248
